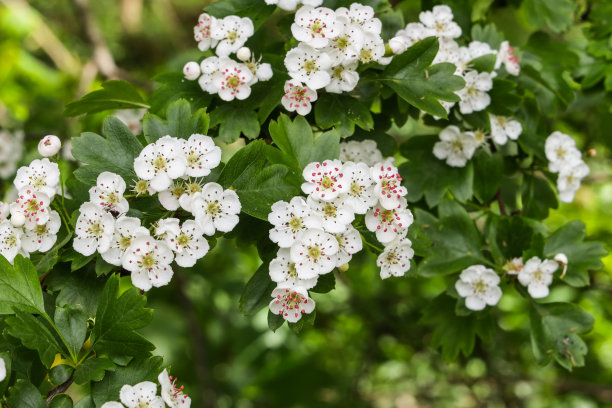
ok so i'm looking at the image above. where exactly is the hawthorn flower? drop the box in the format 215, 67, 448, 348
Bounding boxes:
340, 161, 376, 214
73, 202, 115, 256
211, 16, 254, 57
389, 36, 408, 55
178, 180, 206, 213
325, 61, 360, 93
243, 56, 274, 86
307, 195, 355, 233
0, 202, 8, 221
333, 226, 363, 267
291, 6, 341, 48
194, 13, 218, 52
433, 125, 479, 168
281, 81, 318, 116
455, 265, 502, 311
495, 41, 520, 76
159, 369, 191, 408
457, 71, 493, 114
21, 210, 60, 253
290, 228, 339, 279
339, 140, 382, 166
434, 38, 461, 66
365, 198, 413, 244
370, 159, 408, 210
557, 161, 590, 203
158, 181, 186, 211
269, 287, 316, 323
268, 196, 324, 248
89, 172, 129, 214
325, 25, 364, 64
114, 110, 145, 135
0, 220, 23, 263
14, 158, 60, 199
545, 131, 582, 173
377, 237, 414, 279
190, 183, 241, 236
284, 43, 333, 90
489, 114, 522, 145
503, 257, 523, 275
359, 32, 385, 64
119, 381, 165, 408
518, 257, 558, 298
270, 248, 318, 289
301, 159, 349, 201
183, 61, 201, 81
419, 5, 461, 38
198, 57, 222, 94
100, 216, 149, 266
393, 23, 436, 50
0, 357, 5, 381
101, 403, 124, 408
212, 59, 254, 101
336, 3, 382, 34
38, 135, 61, 157
10, 188, 51, 229
133, 136, 187, 192
122, 236, 174, 291
182, 134, 222, 178
155, 219, 209, 267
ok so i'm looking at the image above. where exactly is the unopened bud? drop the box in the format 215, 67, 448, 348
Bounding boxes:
183, 61, 201, 81
38, 135, 61, 157
10, 212, 25, 227
554, 253, 568, 278
389, 37, 408, 55
237, 47, 251, 62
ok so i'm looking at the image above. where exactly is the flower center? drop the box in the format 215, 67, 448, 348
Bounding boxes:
226, 75, 241, 89
119, 235, 132, 250
320, 176, 333, 189
288, 262, 297, 278
26, 200, 39, 213
308, 246, 321, 260
332, 65, 345, 79
107, 193, 120, 205
172, 184, 186, 198
187, 152, 200, 167
360, 48, 373, 63
153, 156, 168, 171
474, 130, 486, 144
35, 224, 48, 234
32, 177, 47, 190
385, 250, 397, 264
334, 36, 348, 50
177, 233, 191, 247
303, 60, 317, 74
323, 203, 337, 217
141, 253, 155, 269
451, 139, 464, 152
292, 87, 307, 102
186, 182, 202, 195
556, 147, 566, 158
533, 269, 543, 281
474, 280, 486, 293
309, 20, 324, 35
288, 216, 302, 230
350, 182, 362, 195
227, 30, 239, 43
134, 180, 150, 196
90, 221, 104, 237
6, 234, 17, 247
206, 202, 220, 215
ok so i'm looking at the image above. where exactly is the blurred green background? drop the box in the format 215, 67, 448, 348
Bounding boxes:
1, 0, 611, 406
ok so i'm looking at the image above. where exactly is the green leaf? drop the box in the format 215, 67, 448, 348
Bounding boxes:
239, 262, 275, 316
143, 99, 210, 144
46, 268, 105, 317
398, 136, 473, 207
209, 105, 260, 143
6, 310, 63, 368
470, 24, 503, 49
72, 116, 143, 185
54, 305, 88, 358
49, 394, 73, 408
380, 37, 465, 119
521, 0, 575, 33
62, 249, 95, 273
469, 54, 496, 73
529, 302, 594, 370
310, 272, 335, 294
74, 396, 95, 408
73, 357, 116, 385
0, 255, 45, 315
521, 174, 558, 220
6, 380, 46, 408
473, 151, 503, 203
217, 140, 301, 220
33, 228, 72, 275
149, 72, 213, 115
485, 215, 534, 264
64, 81, 149, 117
268, 310, 285, 332
314, 93, 374, 137
288, 310, 316, 334
543, 221, 608, 287
49, 365, 73, 386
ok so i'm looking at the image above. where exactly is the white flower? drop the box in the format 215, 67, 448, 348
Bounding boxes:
545, 131, 582, 173
21, 210, 60, 253
190, 183, 241, 236
284, 43, 333, 90
291, 6, 341, 48
503, 257, 523, 275
0, 357, 5, 382
290, 228, 339, 279
178, 180, 206, 213
89, 172, 129, 214
489, 114, 522, 145
325, 61, 360, 93
38, 135, 61, 157
377, 237, 414, 279
419, 5, 461, 38
182, 134, 221, 178
393, 23, 436, 49
194, 13, 218, 52
198, 56, 222, 94
434, 38, 461, 66
335, 3, 382, 35
457, 71, 493, 114
211, 16, 254, 57
306, 195, 354, 233
518, 257, 558, 298
455, 265, 502, 311
156, 219, 209, 267
265, 0, 299, 11
0, 202, 8, 222
281, 81, 318, 116
10, 188, 51, 229
359, 31, 385, 64
340, 161, 376, 214
269, 287, 316, 323
14, 158, 60, 199
119, 381, 165, 408
212, 59, 253, 101
365, 198, 413, 244
122, 236, 174, 291
0, 220, 23, 263
159, 369, 191, 408
370, 159, 408, 210
183, 61, 201, 81
557, 161, 590, 203
73, 202, 115, 256
339, 140, 382, 166
495, 41, 520, 76
100, 216, 149, 266
133, 136, 187, 192
252, 62, 273, 82
158, 181, 185, 211
114, 110, 145, 135
301, 160, 349, 201
325, 24, 364, 64
433, 125, 479, 167
101, 403, 124, 408
270, 248, 318, 289
389, 36, 408, 54
268, 196, 324, 248
333, 226, 362, 267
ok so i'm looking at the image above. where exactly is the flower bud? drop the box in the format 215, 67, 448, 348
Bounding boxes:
10, 212, 25, 227
38, 135, 61, 157
256, 63, 273, 81
389, 37, 408, 55
554, 253, 568, 265
237, 46, 251, 62
183, 61, 201, 81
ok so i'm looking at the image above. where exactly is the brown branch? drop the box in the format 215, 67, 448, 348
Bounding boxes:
495, 189, 507, 216
46, 376, 73, 406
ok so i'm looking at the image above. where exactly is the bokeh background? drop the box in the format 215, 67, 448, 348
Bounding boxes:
1, 0, 611, 406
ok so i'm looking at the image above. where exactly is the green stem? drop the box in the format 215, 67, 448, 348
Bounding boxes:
52, 201, 72, 234
41, 312, 77, 365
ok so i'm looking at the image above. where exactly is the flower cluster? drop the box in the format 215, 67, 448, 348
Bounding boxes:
545, 131, 589, 203
185, 13, 273, 101
73, 134, 240, 292
101, 369, 191, 408
282, 3, 390, 115
267, 140, 415, 323
0, 129, 24, 179
0, 158, 62, 264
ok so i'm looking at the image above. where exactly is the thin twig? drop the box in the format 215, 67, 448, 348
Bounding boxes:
46, 376, 73, 405
495, 189, 507, 216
